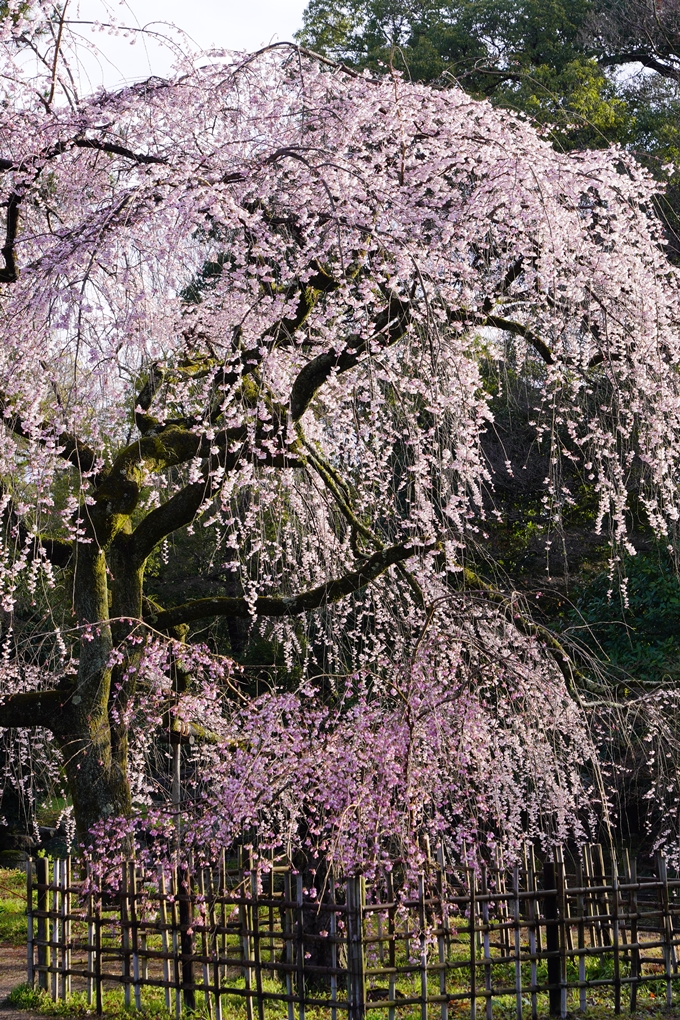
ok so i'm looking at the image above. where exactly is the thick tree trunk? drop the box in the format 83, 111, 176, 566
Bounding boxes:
67, 540, 133, 846
57, 720, 131, 847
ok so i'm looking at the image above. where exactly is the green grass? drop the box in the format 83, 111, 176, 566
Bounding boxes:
0, 866, 29, 944
7, 985, 174, 1019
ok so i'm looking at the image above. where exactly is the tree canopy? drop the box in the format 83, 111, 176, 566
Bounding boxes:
2, 2, 680, 862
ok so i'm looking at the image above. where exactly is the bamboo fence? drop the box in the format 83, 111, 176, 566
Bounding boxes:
24, 844, 680, 1019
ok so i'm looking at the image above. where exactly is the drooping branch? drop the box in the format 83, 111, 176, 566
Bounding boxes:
23, 533, 72, 568
0, 137, 168, 177
146, 540, 427, 630
187, 261, 344, 408
289, 292, 412, 420
0, 485, 73, 567
129, 479, 209, 567
600, 50, 680, 82
0, 399, 99, 474
0, 192, 19, 283
483, 315, 554, 365
72, 137, 168, 165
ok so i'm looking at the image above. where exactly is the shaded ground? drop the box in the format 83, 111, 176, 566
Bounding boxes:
0, 943, 41, 1019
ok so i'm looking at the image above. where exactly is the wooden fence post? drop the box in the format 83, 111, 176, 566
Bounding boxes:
480, 864, 492, 1020
26, 856, 34, 989
555, 853, 568, 1019
346, 876, 366, 1020
179, 863, 195, 1011
512, 865, 522, 1020
656, 852, 674, 1008
469, 866, 477, 1020
623, 851, 639, 1014
611, 858, 621, 1015
544, 861, 561, 1017
36, 856, 50, 992
94, 884, 103, 1016
418, 874, 428, 1020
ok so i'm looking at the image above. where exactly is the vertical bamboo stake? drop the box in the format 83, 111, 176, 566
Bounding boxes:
179, 862, 195, 1012
205, 866, 221, 1020
554, 847, 574, 954
95, 886, 103, 1016
656, 852, 673, 1008
495, 853, 510, 955
625, 852, 639, 1014
330, 869, 338, 1020
251, 870, 265, 1020
437, 846, 449, 1020
238, 849, 254, 1020
576, 858, 586, 1013
470, 866, 477, 1020
583, 846, 598, 948
525, 847, 538, 1020
121, 862, 131, 1008
64, 857, 71, 998
480, 865, 493, 1020
387, 870, 397, 1020
346, 876, 366, 1020
283, 870, 295, 1020
512, 866, 522, 1020
268, 856, 275, 966
36, 856, 49, 992
86, 864, 93, 1007
26, 856, 34, 989
140, 870, 148, 985
61, 859, 68, 1000
296, 873, 306, 1020
611, 857, 621, 1015
418, 874, 428, 1020
198, 868, 213, 1020
51, 858, 58, 1001
159, 868, 172, 1012
219, 850, 227, 996
544, 860, 560, 1017
555, 852, 568, 1019
130, 862, 141, 1010
593, 845, 611, 947
213, 883, 223, 1020
171, 867, 181, 1020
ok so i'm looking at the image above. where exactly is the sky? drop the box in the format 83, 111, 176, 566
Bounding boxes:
68, 0, 309, 90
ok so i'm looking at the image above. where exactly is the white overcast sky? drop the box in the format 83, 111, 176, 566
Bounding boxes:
68, 0, 309, 90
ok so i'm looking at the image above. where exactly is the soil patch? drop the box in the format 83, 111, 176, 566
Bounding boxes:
0, 942, 40, 1018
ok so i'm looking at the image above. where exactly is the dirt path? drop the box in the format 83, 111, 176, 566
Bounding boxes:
0, 943, 42, 1018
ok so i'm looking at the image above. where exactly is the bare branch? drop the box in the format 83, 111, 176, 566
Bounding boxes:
484, 315, 554, 365
146, 540, 428, 630
600, 50, 680, 83
0, 401, 99, 474
0, 193, 19, 283
290, 292, 412, 420
130, 479, 208, 567
0, 690, 65, 730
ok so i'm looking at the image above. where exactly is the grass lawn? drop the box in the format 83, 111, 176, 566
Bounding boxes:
0, 866, 29, 945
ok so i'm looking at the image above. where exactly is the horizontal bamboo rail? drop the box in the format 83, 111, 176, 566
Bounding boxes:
23, 845, 680, 1019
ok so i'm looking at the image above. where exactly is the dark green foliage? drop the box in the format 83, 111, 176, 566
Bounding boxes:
296, 0, 592, 87
566, 552, 680, 685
